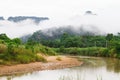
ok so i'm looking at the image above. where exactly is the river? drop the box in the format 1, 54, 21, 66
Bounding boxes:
0, 56, 120, 80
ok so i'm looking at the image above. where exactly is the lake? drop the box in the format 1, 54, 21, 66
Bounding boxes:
0, 56, 120, 80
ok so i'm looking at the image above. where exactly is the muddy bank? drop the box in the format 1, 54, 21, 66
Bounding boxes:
0, 56, 83, 76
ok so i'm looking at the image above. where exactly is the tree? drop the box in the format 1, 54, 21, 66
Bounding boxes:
12, 38, 22, 44
0, 34, 11, 43
106, 33, 113, 41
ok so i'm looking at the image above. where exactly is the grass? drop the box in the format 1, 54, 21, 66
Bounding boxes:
56, 56, 62, 61
0, 52, 47, 65
52, 47, 109, 57
0, 44, 56, 65
59, 75, 103, 80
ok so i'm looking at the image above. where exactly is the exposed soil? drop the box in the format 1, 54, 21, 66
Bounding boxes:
0, 56, 83, 76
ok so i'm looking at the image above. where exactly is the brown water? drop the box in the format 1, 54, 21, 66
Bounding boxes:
0, 56, 120, 80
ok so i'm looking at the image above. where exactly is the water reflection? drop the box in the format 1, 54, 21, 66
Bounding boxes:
0, 56, 120, 80
77, 56, 120, 73
105, 58, 120, 73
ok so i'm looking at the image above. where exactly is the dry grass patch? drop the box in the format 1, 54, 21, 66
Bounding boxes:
56, 56, 62, 61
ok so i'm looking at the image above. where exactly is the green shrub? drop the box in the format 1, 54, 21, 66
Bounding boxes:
55, 47, 109, 57
0, 44, 7, 53
0, 53, 13, 61
38, 45, 56, 55
117, 54, 120, 59
17, 55, 30, 63
99, 48, 109, 57
36, 55, 47, 62
0, 44, 48, 64
26, 44, 56, 55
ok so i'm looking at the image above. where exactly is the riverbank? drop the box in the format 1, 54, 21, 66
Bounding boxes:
0, 56, 83, 76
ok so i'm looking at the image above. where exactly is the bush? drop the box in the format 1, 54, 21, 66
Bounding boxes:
56, 56, 62, 61
99, 48, 109, 57
38, 45, 56, 55
56, 47, 109, 57
0, 44, 48, 64
67, 48, 79, 55
36, 55, 47, 62
0, 44, 7, 53
16, 54, 32, 63
26, 44, 56, 55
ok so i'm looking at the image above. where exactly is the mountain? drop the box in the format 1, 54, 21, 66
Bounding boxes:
85, 11, 97, 15
7, 16, 49, 24
20, 34, 32, 43
0, 16, 5, 20
28, 25, 101, 42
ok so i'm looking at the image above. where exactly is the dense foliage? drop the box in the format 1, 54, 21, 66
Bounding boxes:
53, 47, 109, 57
1, 29, 120, 65
29, 31, 120, 58
0, 34, 56, 65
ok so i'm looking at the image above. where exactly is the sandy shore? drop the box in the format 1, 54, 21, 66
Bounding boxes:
0, 56, 83, 76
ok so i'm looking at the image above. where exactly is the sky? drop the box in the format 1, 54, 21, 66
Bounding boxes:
0, 0, 120, 18
0, 0, 120, 38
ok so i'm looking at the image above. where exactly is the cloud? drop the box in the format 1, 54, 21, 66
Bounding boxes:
0, 12, 120, 39
0, 19, 41, 38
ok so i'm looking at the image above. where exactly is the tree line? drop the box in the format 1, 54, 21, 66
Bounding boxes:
29, 32, 120, 58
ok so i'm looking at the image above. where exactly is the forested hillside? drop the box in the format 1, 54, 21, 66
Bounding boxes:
28, 27, 120, 58
28, 26, 120, 48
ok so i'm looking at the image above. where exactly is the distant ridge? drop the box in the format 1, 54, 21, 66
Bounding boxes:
0, 16, 5, 20
0, 16, 49, 24
7, 16, 49, 24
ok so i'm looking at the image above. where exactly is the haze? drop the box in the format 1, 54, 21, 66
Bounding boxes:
0, 0, 120, 38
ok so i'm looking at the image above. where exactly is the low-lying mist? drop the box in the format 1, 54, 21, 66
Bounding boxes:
0, 19, 41, 38
0, 14, 120, 39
